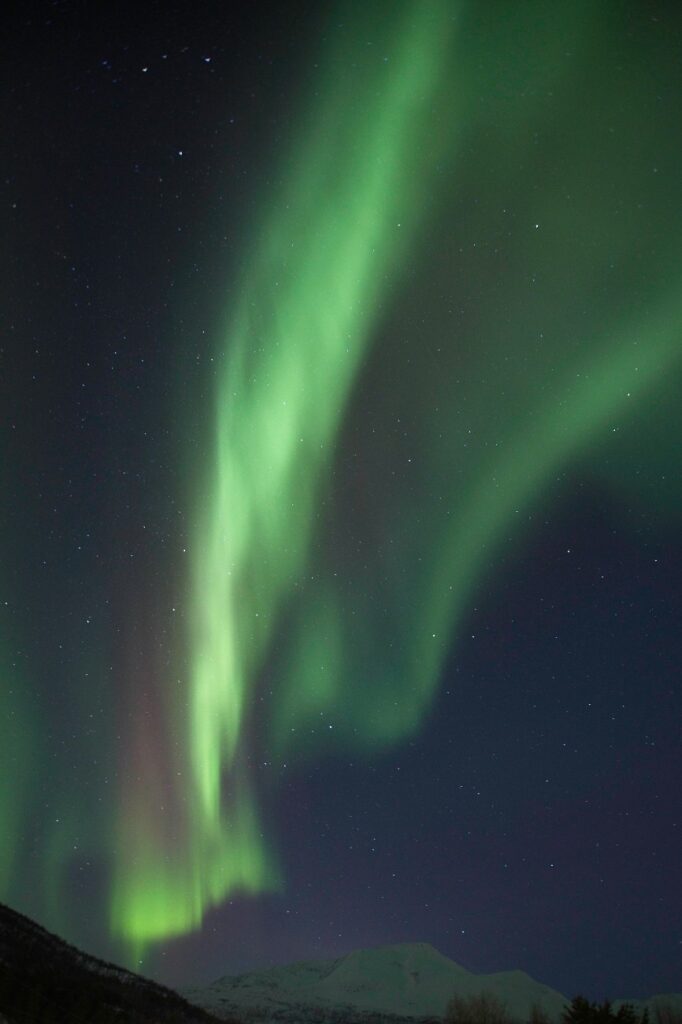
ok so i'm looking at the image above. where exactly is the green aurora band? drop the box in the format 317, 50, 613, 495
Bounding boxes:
107, 1, 682, 954
111, 0, 461, 949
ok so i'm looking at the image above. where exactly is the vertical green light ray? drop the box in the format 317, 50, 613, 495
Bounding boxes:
112, 0, 462, 948
188, 0, 459, 820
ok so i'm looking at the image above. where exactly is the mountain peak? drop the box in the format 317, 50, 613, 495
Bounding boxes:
188, 940, 563, 1021
188, 942, 682, 1024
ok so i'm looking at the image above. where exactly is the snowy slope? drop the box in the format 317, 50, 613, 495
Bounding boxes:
186, 942, 682, 1024
186, 941, 568, 1022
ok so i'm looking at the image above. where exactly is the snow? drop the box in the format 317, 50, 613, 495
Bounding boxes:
185, 941, 567, 1021
186, 942, 682, 1024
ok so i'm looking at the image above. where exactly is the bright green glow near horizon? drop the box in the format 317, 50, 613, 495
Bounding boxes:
111, 1, 461, 948
112, 777, 273, 950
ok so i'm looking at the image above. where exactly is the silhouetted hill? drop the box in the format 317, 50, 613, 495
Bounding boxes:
0, 901, 225, 1023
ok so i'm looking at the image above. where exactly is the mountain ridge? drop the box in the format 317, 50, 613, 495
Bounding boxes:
187, 941, 682, 1024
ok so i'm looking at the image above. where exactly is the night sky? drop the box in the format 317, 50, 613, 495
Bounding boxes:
3, 0, 681, 1002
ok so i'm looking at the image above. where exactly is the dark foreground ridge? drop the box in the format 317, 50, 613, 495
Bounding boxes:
0, 901, 225, 1023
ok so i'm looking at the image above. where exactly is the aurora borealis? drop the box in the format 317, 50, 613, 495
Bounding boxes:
3, 0, 682, 1001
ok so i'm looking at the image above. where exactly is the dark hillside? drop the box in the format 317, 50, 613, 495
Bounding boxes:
0, 901, 227, 1023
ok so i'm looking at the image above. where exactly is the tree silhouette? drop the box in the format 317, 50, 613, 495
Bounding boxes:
562, 996, 652, 1024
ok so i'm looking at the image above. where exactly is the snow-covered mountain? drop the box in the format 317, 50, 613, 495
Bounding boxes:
186, 942, 682, 1024
186, 941, 562, 1022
